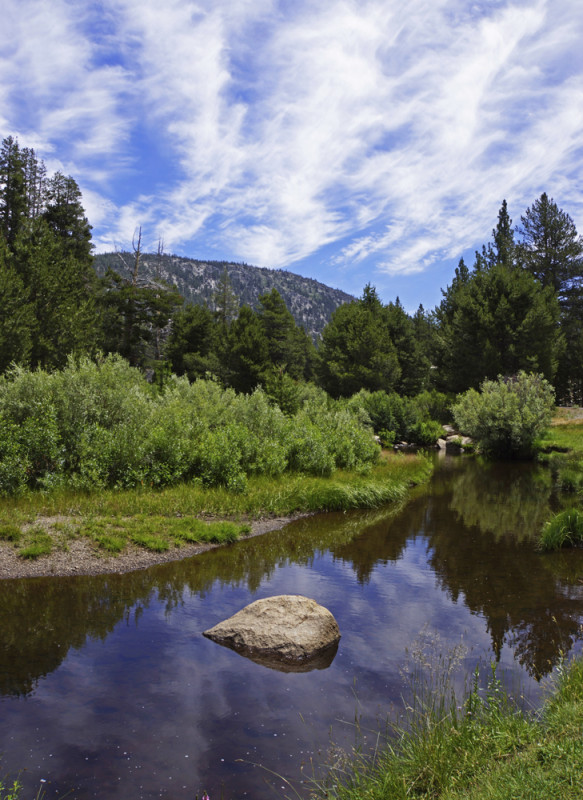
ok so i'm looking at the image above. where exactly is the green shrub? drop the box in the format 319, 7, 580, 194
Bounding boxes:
0, 357, 380, 496
452, 371, 555, 459
408, 420, 445, 446
540, 509, 583, 551
348, 389, 412, 440
378, 429, 396, 447
0, 416, 29, 496
410, 389, 454, 424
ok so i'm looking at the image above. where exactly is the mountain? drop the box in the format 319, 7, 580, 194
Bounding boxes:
93, 252, 354, 340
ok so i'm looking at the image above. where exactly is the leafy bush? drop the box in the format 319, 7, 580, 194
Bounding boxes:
0, 416, 29, 496
346, 389, 444, 445
0, 356, 380, 495
410, 389, 454, 425
408, 420, 445, 447
452, 372, 555, 459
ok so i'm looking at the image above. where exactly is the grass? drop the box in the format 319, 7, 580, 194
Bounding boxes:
310, 655, 583, 800
0, 453, 432, 560
0, 777, 23, 800
537, 411, 583, 551
539, 509, 583, 551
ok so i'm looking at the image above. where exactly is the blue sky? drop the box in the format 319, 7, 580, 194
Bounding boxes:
2, 0, 582, 312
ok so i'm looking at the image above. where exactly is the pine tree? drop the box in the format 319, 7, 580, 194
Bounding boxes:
0, 234, 34, 371
516, 193, 583, 299
257, 288, 313, 380
227, 305, 270, 393
516, 194, 583, 402
12, 219, 98, 369
492, 199, 515, 268
317, 286, 401, 397
213, 268, 239, 329
99, 229, 182, 369
166, 303, 219, 380
384, 298, 430, 395
0, 136, 27, 246
435, 259, 562, 393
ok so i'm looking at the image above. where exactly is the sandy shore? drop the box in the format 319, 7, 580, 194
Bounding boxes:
0, 516, 301, 581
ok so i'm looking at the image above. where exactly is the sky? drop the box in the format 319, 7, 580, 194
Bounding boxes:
2, 0, 582, 312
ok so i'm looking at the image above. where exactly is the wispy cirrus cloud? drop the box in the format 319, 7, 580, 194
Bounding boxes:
1, 0, 582, 303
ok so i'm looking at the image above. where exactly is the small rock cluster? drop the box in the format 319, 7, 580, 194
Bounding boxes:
436, 424, 474, 453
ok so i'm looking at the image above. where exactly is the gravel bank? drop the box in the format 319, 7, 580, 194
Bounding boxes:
0, 516, 300, 581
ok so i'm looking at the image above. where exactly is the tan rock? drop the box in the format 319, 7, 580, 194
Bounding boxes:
203, 595, 341, 667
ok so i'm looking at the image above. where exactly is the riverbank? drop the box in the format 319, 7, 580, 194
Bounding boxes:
318, 656, 583, 800
0, 452, 432, 580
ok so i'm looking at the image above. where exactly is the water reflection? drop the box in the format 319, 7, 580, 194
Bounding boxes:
1, 457, 583, 799
0, 504, 404, 697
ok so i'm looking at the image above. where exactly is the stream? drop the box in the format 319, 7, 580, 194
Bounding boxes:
1, 454, 583, 798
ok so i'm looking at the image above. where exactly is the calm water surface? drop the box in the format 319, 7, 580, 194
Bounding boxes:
1, 455, 583, 799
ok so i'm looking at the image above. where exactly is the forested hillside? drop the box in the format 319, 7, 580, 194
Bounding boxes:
93, 252, 353, 341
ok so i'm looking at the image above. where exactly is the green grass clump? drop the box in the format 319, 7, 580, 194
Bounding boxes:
0, 523, 21, 542
314, 657, 583, 800
129, 532, 170, 552
539, 509, 583, 551
0, 776, 23, 800
93, 533, 126, 553
557, 465, 583, 493
18, 526, 53, 559
0, 453, 431, 522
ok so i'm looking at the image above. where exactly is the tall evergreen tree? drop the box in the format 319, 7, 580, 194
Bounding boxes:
384, 297, 430, 395
435, 259, 562, 393
317, 285, 401, 397
516, 193, 583, 299
516, 193, 583, 402
12, 218, 98, 369
213, 269, 239, 329
492, 199, 515, 268
43, 172, 93, 265
257, 288, 313, 380
0, 136, 27, 246
227, 305, 270, 393
165, 303, 219, 381
0, 233, 34, 371
99, 230, 182, 369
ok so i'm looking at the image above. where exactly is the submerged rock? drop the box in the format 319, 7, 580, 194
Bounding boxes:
203, 595, 341, 668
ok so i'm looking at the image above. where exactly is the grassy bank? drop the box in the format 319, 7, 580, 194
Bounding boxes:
315, 656, 583, 800
0, 452, 432, 561
537, 411, 583, 551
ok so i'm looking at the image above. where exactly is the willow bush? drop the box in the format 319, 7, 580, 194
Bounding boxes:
0, 355, 380, 495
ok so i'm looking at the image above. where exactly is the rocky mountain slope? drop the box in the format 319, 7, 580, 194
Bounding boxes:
94, 252, 354, 340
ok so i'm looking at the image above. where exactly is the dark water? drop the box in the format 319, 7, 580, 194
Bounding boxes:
1, 456, 583, 799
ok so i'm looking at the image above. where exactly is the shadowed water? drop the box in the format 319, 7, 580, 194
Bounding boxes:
1, 456, 582, 798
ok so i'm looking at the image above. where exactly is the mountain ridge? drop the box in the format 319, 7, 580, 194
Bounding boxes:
93, 252, 355, 340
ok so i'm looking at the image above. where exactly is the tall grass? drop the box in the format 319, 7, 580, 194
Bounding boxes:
539, 509, 583, 551
310, 652, 583, 800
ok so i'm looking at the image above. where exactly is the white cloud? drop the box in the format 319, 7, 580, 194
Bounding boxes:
1, 0, 582, 287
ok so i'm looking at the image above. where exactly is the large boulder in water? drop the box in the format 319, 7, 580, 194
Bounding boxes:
203, 595, 341, 669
